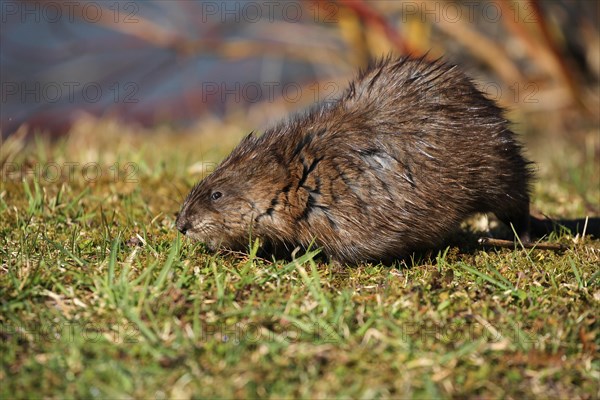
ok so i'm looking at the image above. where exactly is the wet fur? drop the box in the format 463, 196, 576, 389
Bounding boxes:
176, 56, 533, 264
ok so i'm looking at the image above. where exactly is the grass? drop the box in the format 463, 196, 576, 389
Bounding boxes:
1, 119, 599, 399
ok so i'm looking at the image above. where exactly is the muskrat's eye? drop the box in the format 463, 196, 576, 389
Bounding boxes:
211, 191, 223, 201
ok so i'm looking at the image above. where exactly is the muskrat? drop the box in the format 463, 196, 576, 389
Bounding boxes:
176, 56, 534, 264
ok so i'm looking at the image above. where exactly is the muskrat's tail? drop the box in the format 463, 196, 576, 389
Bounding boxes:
530, 215, 600, 239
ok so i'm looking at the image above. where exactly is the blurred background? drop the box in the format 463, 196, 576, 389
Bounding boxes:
1, 0, 598, 136
1, 0, 599, 211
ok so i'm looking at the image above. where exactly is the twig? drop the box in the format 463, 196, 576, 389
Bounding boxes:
478, 237, 567, 252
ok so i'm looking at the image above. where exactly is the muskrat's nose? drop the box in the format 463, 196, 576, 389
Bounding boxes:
176, 216, 191, 235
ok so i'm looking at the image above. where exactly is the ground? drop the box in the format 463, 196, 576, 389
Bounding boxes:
1, 118, 598, 398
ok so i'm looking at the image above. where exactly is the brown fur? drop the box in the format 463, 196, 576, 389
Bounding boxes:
176, 56, 533, 264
